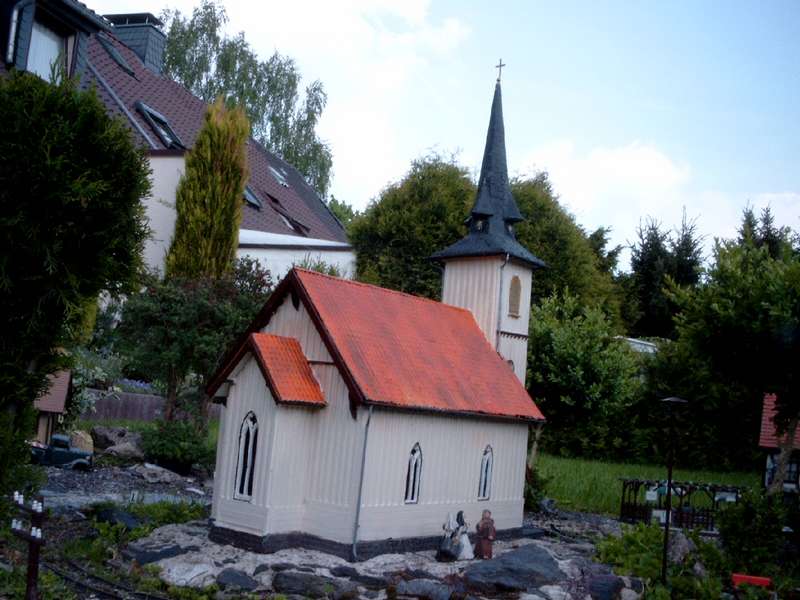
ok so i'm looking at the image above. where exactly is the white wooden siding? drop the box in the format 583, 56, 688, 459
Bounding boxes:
441, 257, 502, 345
499, 262, 532, 337
211, 356, 277, 536
358, 409, 529, 540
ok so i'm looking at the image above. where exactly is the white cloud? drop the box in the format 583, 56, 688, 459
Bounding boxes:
519, 140, 799, 268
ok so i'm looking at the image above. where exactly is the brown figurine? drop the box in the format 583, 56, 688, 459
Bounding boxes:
474, 509, 496, 559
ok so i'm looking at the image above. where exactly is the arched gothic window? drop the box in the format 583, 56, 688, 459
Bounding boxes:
478, 445, 493, 500
234, 412, 258, 500
404, 443, 422, 504
508, 276, 521, 317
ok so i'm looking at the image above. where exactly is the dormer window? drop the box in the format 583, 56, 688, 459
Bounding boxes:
243, 187, 262, 209
269, 166, 290, 187
506, 223, 514, 235
27, 18, 70, 81
135, 101, 184, 149
475, 219, 485, 232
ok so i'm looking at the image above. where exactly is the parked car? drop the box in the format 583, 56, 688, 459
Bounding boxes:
30, 434, 93, 470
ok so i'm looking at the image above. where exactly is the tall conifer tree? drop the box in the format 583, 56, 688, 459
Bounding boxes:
166, 98, 249, 279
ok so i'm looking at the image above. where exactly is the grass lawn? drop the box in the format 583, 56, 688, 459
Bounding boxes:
537, 453, 761, 516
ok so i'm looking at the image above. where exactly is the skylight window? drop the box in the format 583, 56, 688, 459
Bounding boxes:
277, 213, 308, 237
243, 187, 262, 209
135, 101, 184, 149
269, 166, 289, 188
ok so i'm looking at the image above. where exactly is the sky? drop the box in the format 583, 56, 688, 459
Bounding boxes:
92, 0, 800, 266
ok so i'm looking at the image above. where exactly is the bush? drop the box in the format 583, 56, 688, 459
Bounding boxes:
718, 491, 787, 575
141, 420, 214, 474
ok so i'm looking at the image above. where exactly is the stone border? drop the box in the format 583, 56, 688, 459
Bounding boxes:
209, 524, 527, 562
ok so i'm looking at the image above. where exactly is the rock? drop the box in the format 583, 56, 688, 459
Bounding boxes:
94, 506, 143, 531
70, 430, 94, 454
538, 586, 571, 600
463, 544, 565, 593
522, 525, 548, 539
186, 487, 205, 496
539, 498, 557, 514
129, 462, 183, 484
0, 561, 11, 573
396, 578, 452, 600
620, 589, 641, 600
105, 441, 145, 461
666, 531, 696, 564
216, 568, 258, 591
125, 542, 200, 565
330, 565, 386, 589
91, 426, 141, 450
586, 574, 625, 600
272, 571, 357, 598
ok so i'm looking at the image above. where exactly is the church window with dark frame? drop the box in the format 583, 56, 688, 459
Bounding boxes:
234, 412, 258, 500
404, 443, 422, 504
508, 275, 522, 317
478, 445, 493, 500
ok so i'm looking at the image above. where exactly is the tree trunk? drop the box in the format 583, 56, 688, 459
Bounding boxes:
526, 422, 544, 482
164, 368, 179, 421
767, 413, 799, 496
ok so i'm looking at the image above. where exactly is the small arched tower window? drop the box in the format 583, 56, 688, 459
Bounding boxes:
478, 445, 493, 500
508, 275, 521, 317
234, 412, 258, 500
404, 443, 423, 504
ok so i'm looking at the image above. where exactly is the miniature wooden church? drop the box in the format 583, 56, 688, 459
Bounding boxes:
207, 81, 546, 560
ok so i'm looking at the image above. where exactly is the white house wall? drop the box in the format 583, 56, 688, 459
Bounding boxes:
441, 257, 503, 344
358, 409, 529, 541
211, 356, 277, 537
498, 260, 532, 382
144, 154, 184, 273
239, 246, 356, 280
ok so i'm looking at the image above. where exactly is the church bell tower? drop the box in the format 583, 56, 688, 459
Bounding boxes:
431, 78, 545, 384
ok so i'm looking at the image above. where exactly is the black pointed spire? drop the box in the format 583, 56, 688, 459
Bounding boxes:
431, 81, 545, 269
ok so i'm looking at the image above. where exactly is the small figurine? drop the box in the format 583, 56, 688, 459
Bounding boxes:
474, 509, 496, 559
455, 511, 474, 560
436, 513, 460, 562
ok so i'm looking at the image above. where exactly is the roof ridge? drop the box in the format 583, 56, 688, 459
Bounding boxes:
293, 268, 474, 314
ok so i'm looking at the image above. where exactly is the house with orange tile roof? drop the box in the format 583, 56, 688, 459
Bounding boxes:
205, 81, 546, 559
759, 394, 800, 493
2, 2, 354, 278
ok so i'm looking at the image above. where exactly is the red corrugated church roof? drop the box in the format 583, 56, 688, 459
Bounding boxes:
216, 333, 325, 406
759, 393, 800, 450
210, 269, 544, 421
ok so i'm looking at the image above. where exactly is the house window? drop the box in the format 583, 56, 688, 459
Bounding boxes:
234, 412, 258, 500
478, 445, 493, 500
27, 20, 67, 81
243, 186, 262, 209
135, 101, 185, 149
404, 443, 422, 504
508, 276, 521, 317
269, 166, 290, 187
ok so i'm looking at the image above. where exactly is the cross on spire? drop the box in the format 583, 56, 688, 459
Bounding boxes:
495, 59, 506, 82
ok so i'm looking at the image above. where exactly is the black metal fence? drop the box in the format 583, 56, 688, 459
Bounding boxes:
620, 478, 747, 532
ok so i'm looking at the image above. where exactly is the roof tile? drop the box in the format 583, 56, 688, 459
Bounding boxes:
759, 393, 800, 450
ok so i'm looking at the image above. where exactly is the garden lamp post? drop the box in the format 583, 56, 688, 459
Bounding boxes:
660, 396, 688, 585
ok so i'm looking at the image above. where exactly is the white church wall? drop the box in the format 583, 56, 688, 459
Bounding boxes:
441, 257, 503, 344
357, 409, 529, 541
497, 334, 529, 383
498, 260, 532, 337
258, 294, 366, 544
211, 356, 278, 537
144, 154, 184, 273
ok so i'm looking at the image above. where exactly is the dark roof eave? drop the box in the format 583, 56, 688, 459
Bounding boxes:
430, 248, 546, 270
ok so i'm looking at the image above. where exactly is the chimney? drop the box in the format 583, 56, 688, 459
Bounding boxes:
103, 13, 166, 73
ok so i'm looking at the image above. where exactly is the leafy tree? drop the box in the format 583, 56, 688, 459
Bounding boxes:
669, 210, 703, 288
512, 175, 622, 323
327, 195, 358, 229
294, 255, 343, 277
629, 219, 672, 338
349, 154, 473, 299
161, 0, 333, 195
738, 205, 794, 259
166, 98, 249, 279
670, 241, 799, 490
0, 71, 149, 498
528, 291, 641, 458
116, 258, 273, 419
